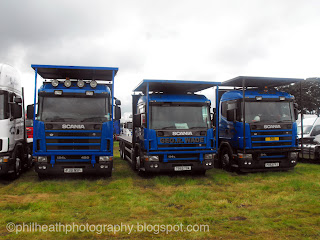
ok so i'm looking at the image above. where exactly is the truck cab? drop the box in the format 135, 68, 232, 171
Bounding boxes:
28, 65, 120, 178
0, 63, 32, 179
218, 76, 302, 172
119, 80, 220, 175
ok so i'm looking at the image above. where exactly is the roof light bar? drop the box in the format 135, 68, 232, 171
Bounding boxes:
64, 78, 72, 88
90, 80, 97, 88
51, 79, 59, 87
77, 80, 85, 88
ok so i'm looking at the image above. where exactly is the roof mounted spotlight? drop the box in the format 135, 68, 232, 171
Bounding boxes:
51, 79, 59, 87
64, 78, 72, 88
77, 79, 85, 88
90, 80, 97, 88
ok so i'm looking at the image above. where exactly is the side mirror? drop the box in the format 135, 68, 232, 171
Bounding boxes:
12, 104, 22, 119
27, 105, 34, 119
115, 99, 121, 106
133, 114, 141, 128
115, 106, 121, 120
14, 97, 22, 104
294, 103, 299, 120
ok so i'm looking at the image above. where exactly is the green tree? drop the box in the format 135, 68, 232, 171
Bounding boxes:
277, 78, 320, 114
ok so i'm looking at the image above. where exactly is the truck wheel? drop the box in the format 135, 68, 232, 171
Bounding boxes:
135, 151, 141, 171
120, 143, 125, 160
38, 173, 46, 180
220, 148, 232, 171
101, 171, 112, 178
193, 170, 206, 176
9, 151, 22, 180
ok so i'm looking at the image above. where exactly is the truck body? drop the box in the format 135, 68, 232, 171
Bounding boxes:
118, 80, 220, 175
0, 63, 32, 179
28, 65, 120, 178
113, 119, 120, 140
121, 118, 132, 137
218, 76, 303, 172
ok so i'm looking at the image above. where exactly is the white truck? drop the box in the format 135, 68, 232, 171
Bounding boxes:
0, 64, 32, 179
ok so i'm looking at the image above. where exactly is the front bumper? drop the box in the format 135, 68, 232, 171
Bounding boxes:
35, 162, 113, 175
143, 160, 214, 173
237, 157, 297, 172
0, 152, 14, 175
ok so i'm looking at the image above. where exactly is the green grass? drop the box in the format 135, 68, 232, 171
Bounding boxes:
0, 141, 320, 239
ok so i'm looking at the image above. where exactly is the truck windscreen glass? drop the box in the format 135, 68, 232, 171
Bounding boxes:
0, 94, 4, 120
39, 97, 110, 122
243, 101, 294, 123
150, 105, 210, 130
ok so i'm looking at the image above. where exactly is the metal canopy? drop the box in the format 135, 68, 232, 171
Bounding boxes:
221, 76, 304, 88
134, 79, 221, 93
31, 64, 118, 81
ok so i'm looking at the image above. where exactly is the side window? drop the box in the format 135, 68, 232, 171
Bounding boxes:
221, 101, 227, 117
311, 125, 320, 136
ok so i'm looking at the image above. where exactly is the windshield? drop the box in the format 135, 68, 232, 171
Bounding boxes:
39, 97, 110, 122
150, 105, 210, 130
244, 101, 294, 123
0, 94, 4, 120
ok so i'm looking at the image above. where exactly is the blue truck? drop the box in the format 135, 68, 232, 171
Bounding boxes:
118, 80, 220, 175
26, 65, 120, 178
217, 76, 303, 172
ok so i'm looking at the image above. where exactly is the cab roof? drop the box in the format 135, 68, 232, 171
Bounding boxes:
222, 76, 304, 88
134, 79, 221, 94
31, 64, 118, 81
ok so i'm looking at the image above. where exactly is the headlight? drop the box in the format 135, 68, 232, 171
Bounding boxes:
0, 156, 9, 163
145, 155, 159, 162
204, 154, 214, 160
99, 156, 112, 162
238, 153, 252, 159
77, 80, 85, 88
51, 79, 59, 87
37, 156, 47, 163
289, 152, 298, 160
90, 80, 97, 88
64, 79, 72, 88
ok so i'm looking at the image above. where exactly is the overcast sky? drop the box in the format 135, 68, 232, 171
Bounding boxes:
1, 0, 319, 116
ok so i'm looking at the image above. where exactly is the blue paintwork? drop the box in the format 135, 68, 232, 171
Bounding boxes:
31, 65, 117, 169
219, 89, 298, 152
133, 80, 220, 166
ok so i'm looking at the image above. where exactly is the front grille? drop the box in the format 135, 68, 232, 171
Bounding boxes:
45, 130, 101, 151
47, 145, 100, 150
251, 129, 293, 149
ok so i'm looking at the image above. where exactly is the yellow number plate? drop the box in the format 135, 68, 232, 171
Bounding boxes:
265, 137, 279, 141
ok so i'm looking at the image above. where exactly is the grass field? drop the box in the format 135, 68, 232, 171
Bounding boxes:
0, 142, 320, 239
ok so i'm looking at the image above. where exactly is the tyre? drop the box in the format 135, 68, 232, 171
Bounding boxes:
120, 143, 125, 160
193, 170, 206, 176
101, 171, 112, 178
9, 150, 22, 180
220, 147, 232, 171
38, 173, 47, 180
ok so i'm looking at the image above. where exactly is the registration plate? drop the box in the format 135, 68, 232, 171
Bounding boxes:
265, 137, 279, 141
64, 168, 83, 173
265, 162, 280, 167
174, 166, 192, 171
